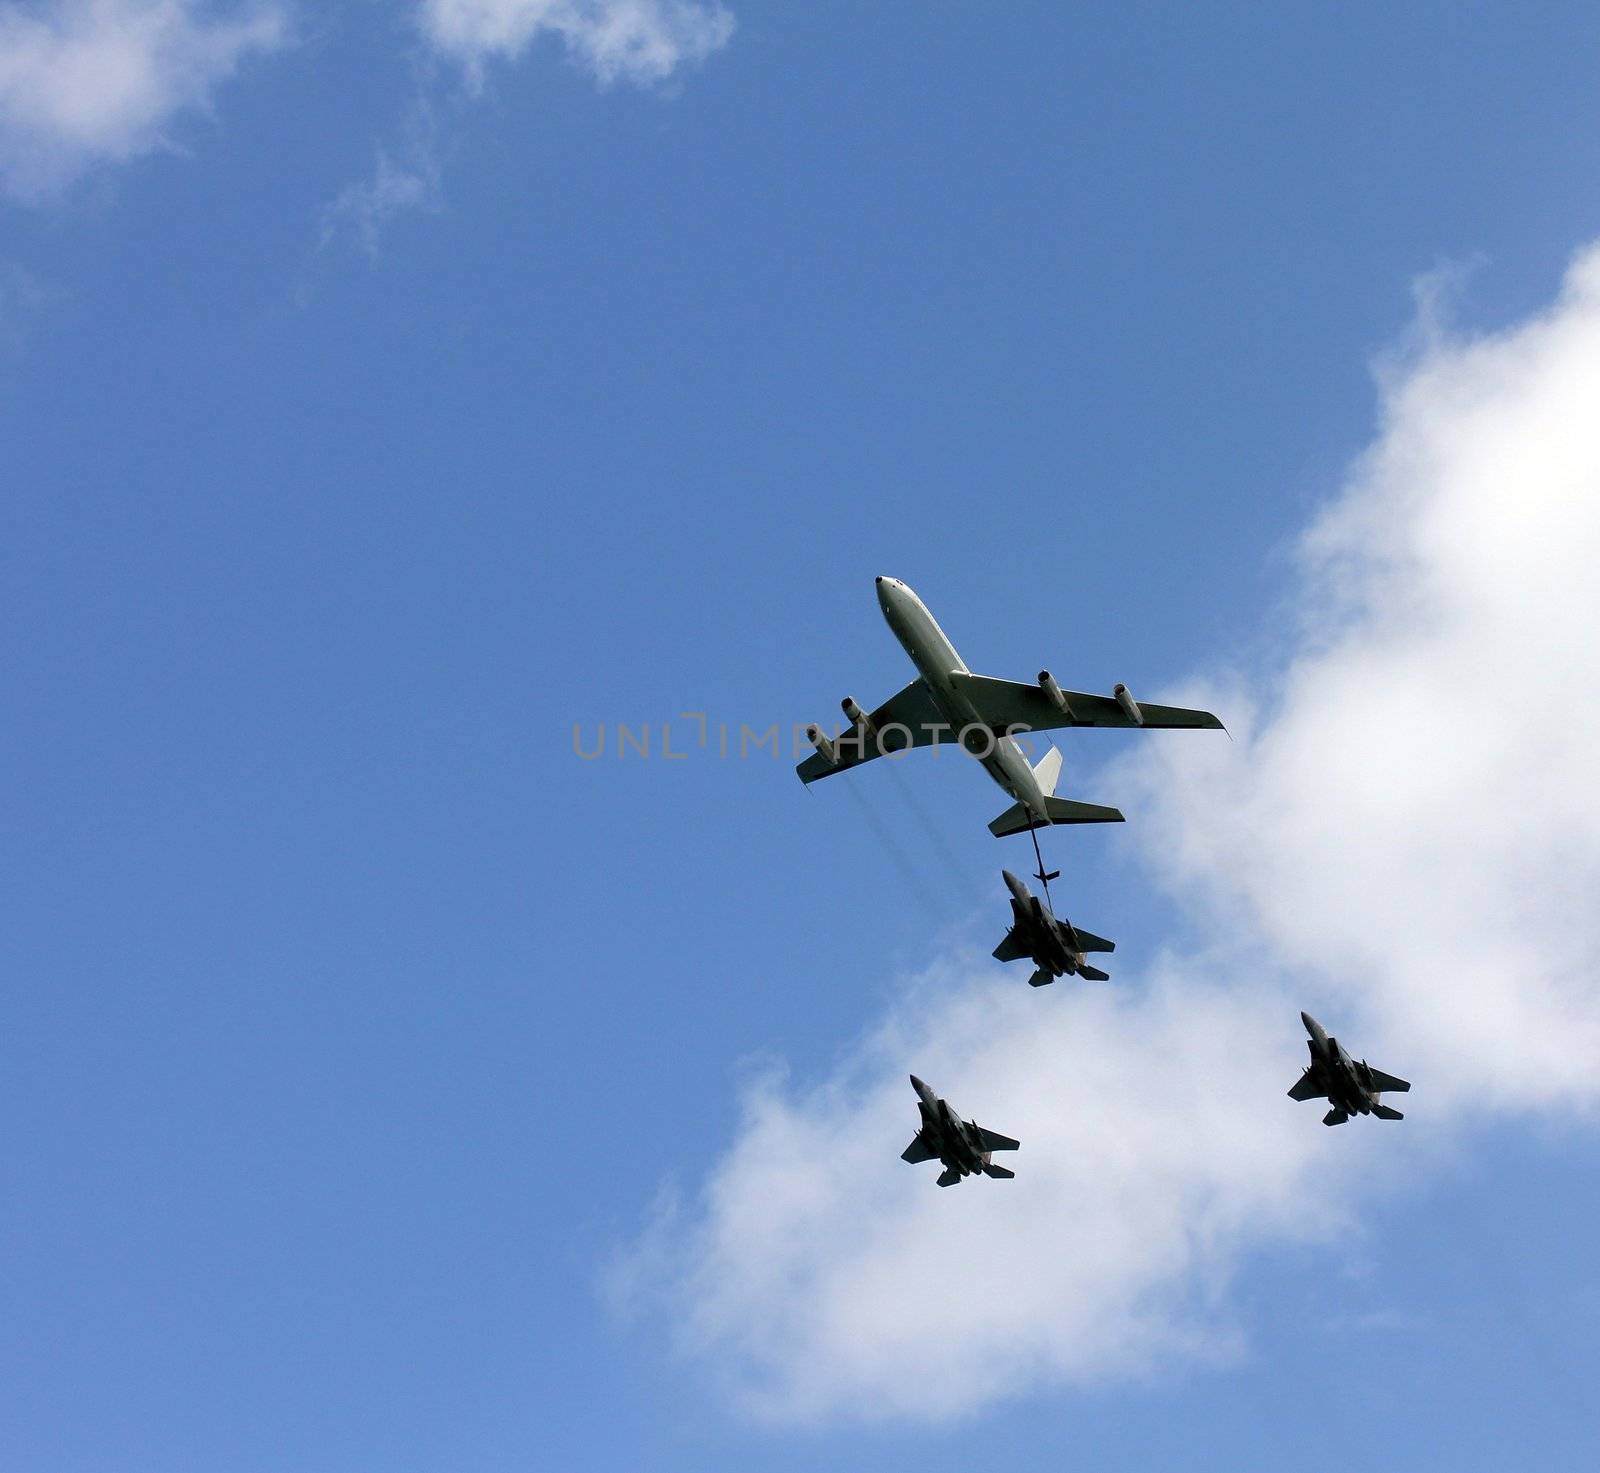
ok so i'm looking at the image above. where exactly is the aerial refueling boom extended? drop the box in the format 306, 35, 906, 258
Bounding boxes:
992, 870, 1115, 986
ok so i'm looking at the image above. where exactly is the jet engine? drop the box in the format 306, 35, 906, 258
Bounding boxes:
1038, 670, 1074, 721
1113, 683, 1143, 725
841, 695, 876, 739
806, 724, 838, 765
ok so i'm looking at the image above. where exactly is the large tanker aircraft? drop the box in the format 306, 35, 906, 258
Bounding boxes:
797, 577, 1224, 836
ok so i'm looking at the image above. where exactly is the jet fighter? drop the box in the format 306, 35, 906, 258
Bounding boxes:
900, 1074, 1019, 1186
991, 870, 1115, 986
797, 577, 1224, 836
1289, 1012, 1410, 1126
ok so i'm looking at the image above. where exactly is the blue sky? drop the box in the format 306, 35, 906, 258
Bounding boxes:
4, 4, 1600, 1469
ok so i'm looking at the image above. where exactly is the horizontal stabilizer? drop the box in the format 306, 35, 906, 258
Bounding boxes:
988, 801, 1036, 838
936, 1165, 962, 1187
981, 1162, 1015, 1180
1372, 1104, 1405, 1121
989, 795, 1126, 838
1027, 967, 1056, 987
1077, 963, 1111, 982
1322, 1107, 1349, 1126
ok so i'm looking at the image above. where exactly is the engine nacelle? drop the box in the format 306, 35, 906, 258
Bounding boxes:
841, 695, 876, 739
1038, 670, 1073, 721
807, 724, 838, 765
1113, 682, 1143, 726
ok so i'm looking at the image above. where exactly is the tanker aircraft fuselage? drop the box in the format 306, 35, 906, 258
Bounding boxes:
872, 577, 1049, 821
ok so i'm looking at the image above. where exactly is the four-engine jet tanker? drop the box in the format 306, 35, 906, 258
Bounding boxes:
1289, 1012, 1410, 1126
797, 577, 1224, 836
992, 870, 1115, 986
901, 1075, 1020, 1187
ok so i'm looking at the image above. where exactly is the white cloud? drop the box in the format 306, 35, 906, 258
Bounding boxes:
312, 2, 731, 264
316, 106, 444, 261
625, 965, 1370, 1423
417, 0, 734, 87
318, 150, 437, 258
1127, 248, 1600, 1111
621, 245, 1600, 1421
0, 1, 289, 202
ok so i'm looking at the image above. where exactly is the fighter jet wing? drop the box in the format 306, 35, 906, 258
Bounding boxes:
947, 673, 1223, 734
796, 678, 954, 783
1367, 1069, 1410, 1094
1288, 1070, 1325, 1102
1070, 926, 1115, 954
992, 929, 1032, 963
901, 1134, 939, 1164
974, 1126, 1020, 1153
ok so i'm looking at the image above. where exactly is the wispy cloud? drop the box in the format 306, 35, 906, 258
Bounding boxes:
416, 0, 734, 88
618, 245, 1600, 1421
316, 101, 444, 261
0, 1, 291, 203
312, 2, 734, 266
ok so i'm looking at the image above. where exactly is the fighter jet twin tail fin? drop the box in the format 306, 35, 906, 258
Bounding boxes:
1029, 966, 1110, 986
1321, 1106, 1404, 1125
920, 1154, 1016, 1186
1061, 963, 1111, 984
934, 1157, 1017, 1183
937, 1162, 1016, 1186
